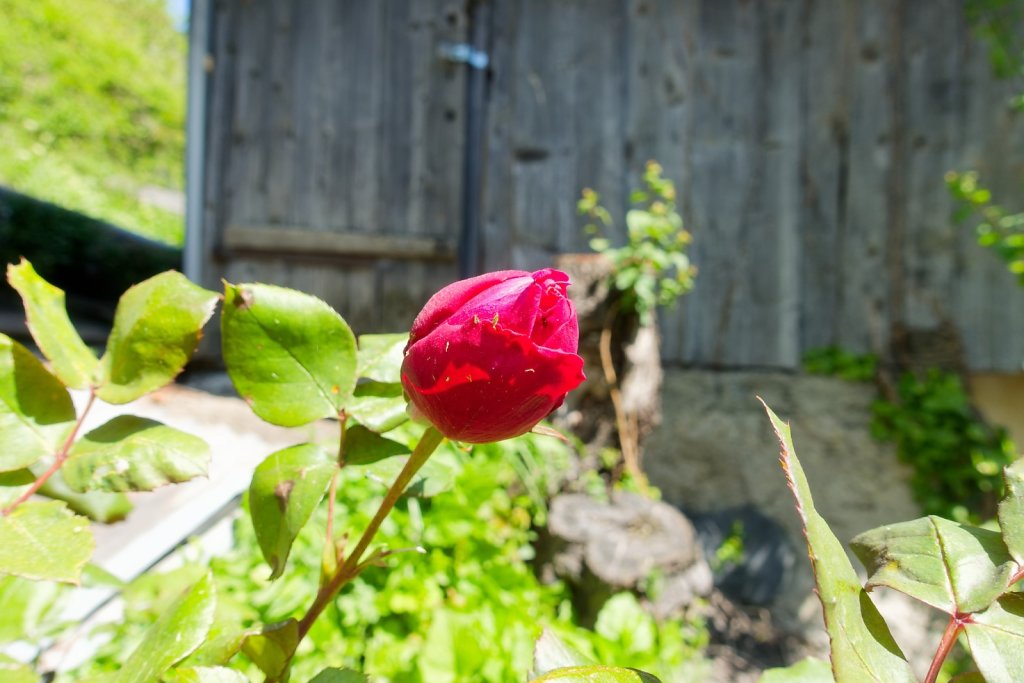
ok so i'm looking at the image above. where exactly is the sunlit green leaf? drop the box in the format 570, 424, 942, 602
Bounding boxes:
529, 665, 661, 683
762, 401, 915, 682
357, 333, 407, 383
249, 443, 336, 579
0, 575, 63, 644
365, 454, 454, 498
179, 625, 255, 668
998, 459, 1024, 564
163, 666, 249, 683
241, 619, 298, 680
759, 657, 833, 682
0, 500, 93, 583
0, 334, 76, 471
222, 282, 357, 427
343, 425, 410, 466
7, 258, 98, 389
851, 516, 1015, 615
95, 271, 218, 404
532, 628, 594, 676
309, 669, 369, 683
348, 382, 408, 434
964, 592, 1024, 683
63, 416, 210, 493
38, 467, 132, 522
112, 573, 216, 683
0, 654, 38, 683
947, 673, 986, 683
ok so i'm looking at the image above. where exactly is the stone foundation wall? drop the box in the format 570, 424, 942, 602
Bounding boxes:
644, 369, 926, 658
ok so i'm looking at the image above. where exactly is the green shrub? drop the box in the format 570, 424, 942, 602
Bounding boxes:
0, 0, 186, 245
68, 433, 708, 682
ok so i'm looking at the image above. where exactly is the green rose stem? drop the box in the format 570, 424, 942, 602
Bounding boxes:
294, 426, 445, 642
1, 389, 97, 516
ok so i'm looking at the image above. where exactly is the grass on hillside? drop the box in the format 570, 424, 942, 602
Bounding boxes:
0, 0, 187, 246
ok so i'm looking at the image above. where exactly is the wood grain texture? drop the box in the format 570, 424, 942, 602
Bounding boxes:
200, 0, 1024, 368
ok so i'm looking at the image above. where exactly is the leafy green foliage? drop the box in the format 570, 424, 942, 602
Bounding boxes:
222, 283, 358, 427
164, 667, 250, 683
249, 444, 336, 579
0, 334, 76, 471
802, 346, 878, 382
0, 575, 66, 644
529, 666, 662, 683
803, 344, 1017, 525
3, 261, 704, 680
851, 516, 1016, 614
767, 402, 1024, 682
7, 259, 99, 389
37, 451, 133, 523
240, 619, 299, 681
761, 401, 916, 682
947, 170, 1024, 283
68, 432, 708, 682
579, 161, 696, 324
0, 259, 215, 605
965, 0, 1024, 104
871, 369, 1017, 524
0, 0, 186, 245
95, 272, 218, 403
309, 669, 369, 683
533, 628, 595, 674
355, 334, 408, 383
112, 573, 216, 683
347, 382, 408, 434
998, 459, 1024, 563
341, 425, 410, 466
63, 415, 210, 493
0, 654, 38, 683
758, 657, 833, 682
0, 501, 93, 584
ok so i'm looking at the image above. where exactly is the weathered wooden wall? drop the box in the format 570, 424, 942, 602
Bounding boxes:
198, 0, 1024, 370
199, 0, 466, 332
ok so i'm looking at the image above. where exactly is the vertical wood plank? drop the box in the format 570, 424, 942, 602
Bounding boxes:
624, 0, 696, 363
833, 1, 894, 357
200, 0, 1024, 368
796, 0, 854, 353
481, 0, 628, 273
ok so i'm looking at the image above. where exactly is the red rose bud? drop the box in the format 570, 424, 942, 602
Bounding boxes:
401, 269, 586, 443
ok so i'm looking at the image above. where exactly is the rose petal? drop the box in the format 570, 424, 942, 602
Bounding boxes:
402, 319, 585, 443
531, 297, 578, 353
408, 270, 529, 343
446, 274, 540, 335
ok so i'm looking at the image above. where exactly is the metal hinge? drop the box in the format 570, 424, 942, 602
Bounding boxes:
438, 42, 489, 70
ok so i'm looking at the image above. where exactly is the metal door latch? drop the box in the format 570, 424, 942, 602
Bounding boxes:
438, 42, 489, 70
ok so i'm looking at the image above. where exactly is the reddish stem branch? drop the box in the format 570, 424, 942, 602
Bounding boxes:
1011, 565, 1024, 587
2, 389, 97, 516
924, 613, 969, 683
